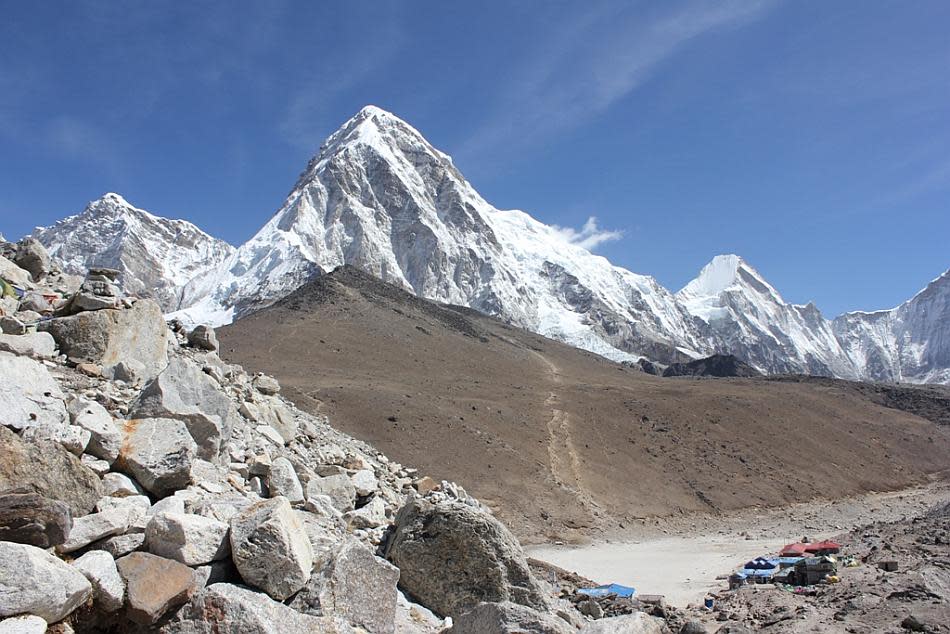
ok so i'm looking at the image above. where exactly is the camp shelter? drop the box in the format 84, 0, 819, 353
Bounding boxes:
779, 542, 809, 557
804, 540, 841, 555
577, 583, 636, 599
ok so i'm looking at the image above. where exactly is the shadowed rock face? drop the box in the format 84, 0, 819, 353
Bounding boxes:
0, 426, 102, 517
662, 354, 762, 378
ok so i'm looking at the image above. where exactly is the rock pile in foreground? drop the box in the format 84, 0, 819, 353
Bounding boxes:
0, 238, 675, 632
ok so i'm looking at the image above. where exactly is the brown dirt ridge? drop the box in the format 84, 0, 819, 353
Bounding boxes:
219, 266, 950, 544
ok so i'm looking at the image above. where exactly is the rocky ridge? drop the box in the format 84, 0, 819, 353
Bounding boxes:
0, 239, 682, 633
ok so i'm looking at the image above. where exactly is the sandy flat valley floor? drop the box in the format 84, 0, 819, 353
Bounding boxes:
527, 479, 950, 607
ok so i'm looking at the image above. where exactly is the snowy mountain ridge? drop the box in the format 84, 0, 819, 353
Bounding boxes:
32, 193, 234, 312
26, 107, 949, 384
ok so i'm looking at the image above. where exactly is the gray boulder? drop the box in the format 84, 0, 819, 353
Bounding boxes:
0, 316, 26, 335
101, 472, 144, 497
131, 356, 236, 460
290, 539, 400, 634
21, 422, 90, 456
95, 532, 146, 558
117, 418, 196, 497
160, 583, 357, 633
0, 615, 47, 633
0, 351, 68, 430
383, 497, 548, 617
145, 512, 230, 566
0, 489, 72, 548
449, 602, 573, 634
252, 374, 280, 395
0, 426, 102, 516
579, 612, 668, 634
344, 495, 387, 530
0, 254, 32, 287
229, 497, 314, 600
70, 292, 117, 312
306, 474, 356, 512
56, 505, 134, 554
0, 541, 92, 623
241, 397, 299, 443
267, 457, 304, 504
0, 332, 56, 358
38, 299, 169, 382
187, 325, 218, 351
116, 552, 198, 625
68, 397, 122, 463
71, 550, 125, 613
14, 238, 50, 282
351, 469, 379, 496
17, 292, 53, 315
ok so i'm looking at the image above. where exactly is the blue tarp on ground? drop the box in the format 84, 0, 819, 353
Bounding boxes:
577, 583, 636, 598
743, 557, 779, 570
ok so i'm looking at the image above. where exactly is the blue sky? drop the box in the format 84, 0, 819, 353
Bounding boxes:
1, 1, 948, 317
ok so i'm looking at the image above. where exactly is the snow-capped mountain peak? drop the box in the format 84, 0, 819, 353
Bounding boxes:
32, 193, 234, 312
679, 254, 780, 301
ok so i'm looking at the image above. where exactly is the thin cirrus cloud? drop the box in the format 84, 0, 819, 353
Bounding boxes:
552, 216, 624, 251
460, 0, 779, 163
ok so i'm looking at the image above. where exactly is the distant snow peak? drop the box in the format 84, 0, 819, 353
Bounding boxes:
552, 216, 623, 251
31, 193, 234, 313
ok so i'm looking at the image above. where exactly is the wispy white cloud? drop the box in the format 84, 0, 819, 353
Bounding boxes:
553, 216, 623, 251
460, 1, 778, 161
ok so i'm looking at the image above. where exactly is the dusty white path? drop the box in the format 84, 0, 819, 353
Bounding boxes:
527, 480, 950, 607
529, 534, 796, 607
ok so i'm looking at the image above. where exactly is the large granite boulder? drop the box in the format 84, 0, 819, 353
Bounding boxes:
0, 489, 72, 548
117, 418, 196, 497
130, 355, 236, 460
0, 332, 56, 359
56, 505, 134, 554
0, 426, 102, 516
187, 325, 218, 352
290, 539, 400, 634
579, 612, 668, 634
0, 541, 92, 623
229, 497, 314, 601
0, 351, 68, 430
0, 254, 32, 288
448, 602, 573, 634
14, 238, 50, 282
38, 299, 169, 382
160, 583, 357, 633
145, 512, 230, 566
266, 457, 304, 504
383, 497, 548, 617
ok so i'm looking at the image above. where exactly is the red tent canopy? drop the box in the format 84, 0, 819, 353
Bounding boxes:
804, 540, 841, 553
779, 543, 809, 557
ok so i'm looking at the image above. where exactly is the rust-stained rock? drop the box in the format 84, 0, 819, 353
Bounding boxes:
116, 418, 196, 498
116, 552, 197, 624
